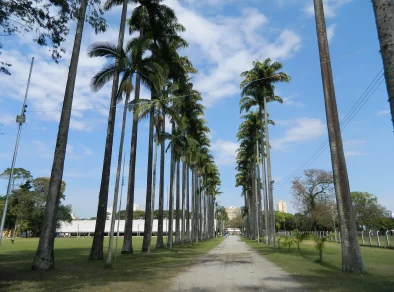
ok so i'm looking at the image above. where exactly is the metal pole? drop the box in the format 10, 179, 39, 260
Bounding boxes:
0, 57, 34, 246
115, 153, 126, 259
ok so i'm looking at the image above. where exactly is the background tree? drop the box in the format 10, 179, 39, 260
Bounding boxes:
0, 0, 106, 74
291, 169, 334, 231
351, 192, 392, 230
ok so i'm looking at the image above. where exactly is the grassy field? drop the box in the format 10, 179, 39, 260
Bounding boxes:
244, 237, 394, 292
0, 236, 224, 291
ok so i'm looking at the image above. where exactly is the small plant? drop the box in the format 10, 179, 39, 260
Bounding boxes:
313, 236, 327, 263
293, 230, 310, 252
276, 237, 283, 249
283, 236, 296, 252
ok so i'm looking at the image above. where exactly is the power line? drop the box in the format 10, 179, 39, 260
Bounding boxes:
275, 69, 385, 187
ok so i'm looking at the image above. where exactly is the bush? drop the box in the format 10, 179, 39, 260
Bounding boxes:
292, 230, 310, 251
313, 236, 327, 262
283, 236, 296, 252
276, 237, 283, 249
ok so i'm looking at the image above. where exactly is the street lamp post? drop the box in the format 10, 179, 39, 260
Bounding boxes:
0, 57, 34, 246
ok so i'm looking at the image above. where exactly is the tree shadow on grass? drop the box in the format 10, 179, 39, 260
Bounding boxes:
0, 241, 219, 292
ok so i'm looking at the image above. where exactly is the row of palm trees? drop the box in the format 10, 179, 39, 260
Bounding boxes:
32, 0, 220, 270
235, 59, 290, 245
237, 0, 368, 274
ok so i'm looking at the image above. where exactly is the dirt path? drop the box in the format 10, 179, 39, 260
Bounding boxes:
168, 236, 304, 292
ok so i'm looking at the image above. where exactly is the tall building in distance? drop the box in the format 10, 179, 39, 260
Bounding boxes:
133, 203, 143, 211
225, 206, 241, 220
276, 200, 287, 213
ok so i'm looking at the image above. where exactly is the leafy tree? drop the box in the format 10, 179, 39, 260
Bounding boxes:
292, 169, 335, 231
228, 214, 244, 229
292, 230, 310, 252
0, 0, 106, 74
1, 168, 32, 187
351, 192, 387, 230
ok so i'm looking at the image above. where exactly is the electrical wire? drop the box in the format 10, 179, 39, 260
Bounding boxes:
275, 69, 385, 187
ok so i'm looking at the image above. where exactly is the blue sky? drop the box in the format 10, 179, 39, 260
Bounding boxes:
1, 0, 393, 218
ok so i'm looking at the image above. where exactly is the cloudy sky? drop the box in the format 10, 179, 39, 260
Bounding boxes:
1, 0, 393, 218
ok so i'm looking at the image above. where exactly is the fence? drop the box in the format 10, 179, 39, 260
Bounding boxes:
275, 230, 394, 248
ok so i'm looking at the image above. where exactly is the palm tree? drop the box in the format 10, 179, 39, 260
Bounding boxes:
89, 0, 130, 262
89, 0, 129, 261
313, 0, 365, 273
371, 0, 394, 130
121, 0, 178, 254
240, 58, 290, 245
32, 0, 106, 270
88, 36, 166, 257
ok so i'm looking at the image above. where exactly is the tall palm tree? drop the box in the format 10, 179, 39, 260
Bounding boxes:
240, 58, 290, 244
106, 80, 132, 266
32, 0, 107, 270
121, 0, 178, 254
371, 0, 394, 130
88, 36, 166, 257
314, 0, 365, 273
89, 0, 130, 262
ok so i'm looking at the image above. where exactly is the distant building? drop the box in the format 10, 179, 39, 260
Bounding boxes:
276, 200, 287, 213
133, 203, 143, 211
226, 206, 241, 220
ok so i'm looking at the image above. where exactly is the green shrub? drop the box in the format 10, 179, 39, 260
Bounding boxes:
283, 236, 296, 252
276, 237, 283, 249
292, 230, 310, 252
313, 236, 327, 262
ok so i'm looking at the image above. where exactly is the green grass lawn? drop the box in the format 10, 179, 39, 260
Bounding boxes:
0, 236, 224, 291
243, 237, 394, 292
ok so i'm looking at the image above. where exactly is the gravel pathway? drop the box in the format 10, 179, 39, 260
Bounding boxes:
168, 236, 304, 292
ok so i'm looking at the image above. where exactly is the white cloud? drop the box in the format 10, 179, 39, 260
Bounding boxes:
0, 113, 15, 125
282, 94, 305, 107
377, 109, 390, 116
304, 0, 353, 18
271, 118, 326, 151
165, 0, 301, 106
344, 150, 366, 157
343, 140, 366, 146
327, 23, 336, 42
211, 140, 239, 165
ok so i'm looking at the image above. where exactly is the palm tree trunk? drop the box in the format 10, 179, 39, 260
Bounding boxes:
191, 169, 195, 242
90, 0, 131, 259
32, 0, 88, 270
263, 97, 275, 249
121, 73, 142, 254
156, 108, 165, 248
372, 0, 394, 130
199, 179, 203, 241
106, 87, 131, 265
148, 114, 159, 252
168, 122, 176, 249
175, 159, 180, 243
314, 0, 365, 273
181, 161, 186, 244
142, 106, 155, 252
186, 165, 190, 242
259, 106, 270, 244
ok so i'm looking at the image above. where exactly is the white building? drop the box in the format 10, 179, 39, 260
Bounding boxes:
276, 200, 287, 213
133, 203, 143, 211
225, 206, 241, 220
57, 219, 216, 236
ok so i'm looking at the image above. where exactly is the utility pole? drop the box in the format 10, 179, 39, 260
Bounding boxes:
314, 0, 364, 273
0, 57, 34, 246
